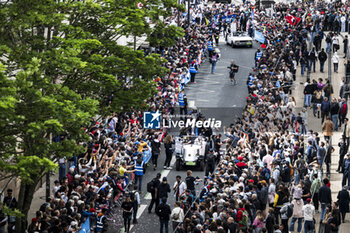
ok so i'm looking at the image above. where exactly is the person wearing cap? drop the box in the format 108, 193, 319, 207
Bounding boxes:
302, 198, 315, 233
158, 177, 171, 204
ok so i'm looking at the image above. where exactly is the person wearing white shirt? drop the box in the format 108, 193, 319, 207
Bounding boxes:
302, 198, 315, 233
173, 176, 187, 201
170, 202, 184, 232
263, 153, 274, 170
333, 52, 340, 73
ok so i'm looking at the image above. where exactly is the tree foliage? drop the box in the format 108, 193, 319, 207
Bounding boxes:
0, 0, 183, 232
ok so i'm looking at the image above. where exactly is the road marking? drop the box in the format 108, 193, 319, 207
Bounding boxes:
137, 204, 147, 219
119, 204, 147, 233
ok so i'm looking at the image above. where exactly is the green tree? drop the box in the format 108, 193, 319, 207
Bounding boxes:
0, 0, 184, 232
0, 58, 98, 232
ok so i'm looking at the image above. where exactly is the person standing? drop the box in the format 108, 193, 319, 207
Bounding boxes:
189, 60, 198, 83
163, 135, 174, 169
178, 89, 187, 117
342, 153, 350, 188
333, 52, 339, 73
311, 174, 322, 213
319, 178, 332, 221
158, 177, 171, 204
173, 176, 186, 202
148, 173, 161, 213
130, 185, 140, 224
322, 117, 334, 142
337, 138, 347, 173
133, 155, 144, 192
265, 208, 275, 233
303, 198, 315, 233
96, 208, 109, 233
204, 149, 216, 177
151, 136, 161, 170
321, 97, 331, 124
170, 202, 185, 232
318, 48, 328, 73
273, 185, 286, 225
121, 195, 133, 233
344, 35, 348, 58
156, 197, 172, 233
210, 49, 219, 74
3, 189, 17, 233
339, 100, 348, 128
330, 98, 339, 131
333, 34, 340, 53
289, 197, 304, 233
308, 47, 317, 73
342, 118, 350, 151
255, 49, 263, 67
280, 201, 292, 233
337, 185, 350, 223
228, 60, 239, 85
185, 170, 200, 196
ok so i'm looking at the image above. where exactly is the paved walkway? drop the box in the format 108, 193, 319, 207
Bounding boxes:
293, 32, 350, 232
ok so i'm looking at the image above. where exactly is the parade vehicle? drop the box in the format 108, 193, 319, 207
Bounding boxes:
174, 135, 208, 171
226, 31, 253, 48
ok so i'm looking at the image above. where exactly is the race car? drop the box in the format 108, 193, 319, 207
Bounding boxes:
175, 135, 208, 171
226, 31, 253, 48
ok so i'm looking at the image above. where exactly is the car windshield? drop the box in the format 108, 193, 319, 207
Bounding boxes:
232, 31, 248, 37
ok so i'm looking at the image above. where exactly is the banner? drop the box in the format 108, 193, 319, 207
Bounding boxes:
183, 71, 191, 85
79, 218, 90, 233
254, 30, 265, 44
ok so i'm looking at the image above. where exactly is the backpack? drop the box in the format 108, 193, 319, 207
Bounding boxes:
147, 178, 156, 193
238, 210, 249, 226
286, 204, 293, 218
172, 209, 180, 221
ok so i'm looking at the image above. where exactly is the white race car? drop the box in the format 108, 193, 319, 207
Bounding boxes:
226, 31, 253, 48
174, 136, 208, 171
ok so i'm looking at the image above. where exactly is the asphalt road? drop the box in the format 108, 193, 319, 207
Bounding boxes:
110, 37, 257, 233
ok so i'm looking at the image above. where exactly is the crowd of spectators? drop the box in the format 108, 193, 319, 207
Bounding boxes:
19, 0, 350, 233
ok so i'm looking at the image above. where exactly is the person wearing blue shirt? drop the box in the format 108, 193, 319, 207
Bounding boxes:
189, 61, 198, 83
134, 156, 144, 192
178, 89, 187, 117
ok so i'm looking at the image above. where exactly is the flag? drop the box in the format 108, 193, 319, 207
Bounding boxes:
204, 17, 209, 25
285, 15, 301, 26
79, 218, 90, 233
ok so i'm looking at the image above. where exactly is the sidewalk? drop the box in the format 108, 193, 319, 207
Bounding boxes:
293, 32, 350, 232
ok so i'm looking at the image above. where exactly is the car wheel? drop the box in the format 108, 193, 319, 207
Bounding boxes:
176, 159, 181, 171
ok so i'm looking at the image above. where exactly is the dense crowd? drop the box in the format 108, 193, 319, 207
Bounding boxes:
0, 1, 347, 233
